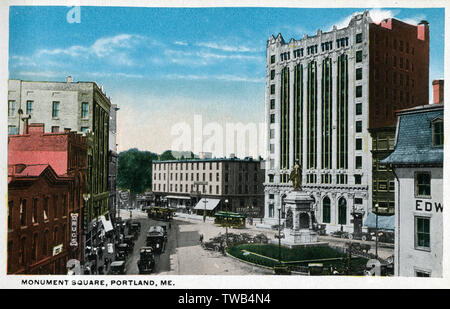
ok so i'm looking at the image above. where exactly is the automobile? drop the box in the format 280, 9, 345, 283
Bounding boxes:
116, 243, 130, 257
330, 230, 350, 239
137, 247, 156, 274
348, 232, 373, 241
123, 235, 135, 251
146, 226, 166, 254
109, 261, 127, 275
130, 221, 141, 234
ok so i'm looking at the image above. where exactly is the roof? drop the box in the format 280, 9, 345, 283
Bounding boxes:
382, 104, 444, 166
154, 157, 262, 164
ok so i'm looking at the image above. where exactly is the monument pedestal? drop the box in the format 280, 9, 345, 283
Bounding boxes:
274, 189, 328, 248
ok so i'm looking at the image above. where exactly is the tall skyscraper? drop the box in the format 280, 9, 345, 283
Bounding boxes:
263, 11, 429, 234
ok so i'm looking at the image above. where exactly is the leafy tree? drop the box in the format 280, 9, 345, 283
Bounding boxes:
159, 150, 176, 161
117, 148, 158, 194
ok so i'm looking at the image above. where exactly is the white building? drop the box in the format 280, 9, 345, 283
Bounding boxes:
262, 11, 430, 235
383, 103, 444, 277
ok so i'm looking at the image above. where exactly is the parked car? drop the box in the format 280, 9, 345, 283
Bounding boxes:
109, 261, 126, 275
137, 247, 156, 274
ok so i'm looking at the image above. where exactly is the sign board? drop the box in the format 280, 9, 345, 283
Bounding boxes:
53, 244, 63, 256
107, 243, 114, 254
70, 213, 78, 247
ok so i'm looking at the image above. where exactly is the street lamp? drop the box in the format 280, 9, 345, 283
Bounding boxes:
375, 203, 379, 259
224, 199, 229, 247
277, 206, 282, 266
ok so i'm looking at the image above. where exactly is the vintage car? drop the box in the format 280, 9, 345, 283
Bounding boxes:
116, 243, 130, 258
123, 235, 135, 251
137, 247, 156, 274
130, 221, 141, 235
109, 261, 127, 275
146, 226, 166, 253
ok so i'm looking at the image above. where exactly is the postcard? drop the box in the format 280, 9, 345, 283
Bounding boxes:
1, 0, 449, 291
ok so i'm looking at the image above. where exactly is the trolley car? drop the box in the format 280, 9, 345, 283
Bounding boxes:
214, 211, 246, 228
147, 206, 175, 221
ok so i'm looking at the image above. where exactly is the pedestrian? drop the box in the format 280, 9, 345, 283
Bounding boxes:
199, 234, 204, 243
104, 257, 110, 269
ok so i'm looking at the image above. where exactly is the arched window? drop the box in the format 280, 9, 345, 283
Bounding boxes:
338, 197, 347, 225
322, 197, 331, 223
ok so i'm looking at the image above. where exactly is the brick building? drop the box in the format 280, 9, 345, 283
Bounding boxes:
7, 123, 87, 274
152, 157, 265, 217
263, 10, 429, 234
7, 77, 112, 263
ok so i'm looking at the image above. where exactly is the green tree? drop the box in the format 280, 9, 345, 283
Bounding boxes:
117, 148, 158, 194
159, 150, 176, 161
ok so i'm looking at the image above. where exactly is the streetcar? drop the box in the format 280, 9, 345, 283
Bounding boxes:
214, 211, 246, 228
147, 206, 175, 221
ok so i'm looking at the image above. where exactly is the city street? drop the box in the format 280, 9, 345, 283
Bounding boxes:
117, 209, 394, 275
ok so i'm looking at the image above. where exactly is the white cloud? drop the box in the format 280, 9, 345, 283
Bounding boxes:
35, 34, 146, 66
174, 41, 188, 46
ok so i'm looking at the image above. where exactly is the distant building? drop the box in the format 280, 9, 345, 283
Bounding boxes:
263, 11, 429, 233
8, 124, 87, 274
152, 157, 265, 217
383, 102, 444, 277
8, 77, 112, 263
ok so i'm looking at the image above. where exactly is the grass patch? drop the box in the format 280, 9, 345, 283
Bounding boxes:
227, 244, 368, 274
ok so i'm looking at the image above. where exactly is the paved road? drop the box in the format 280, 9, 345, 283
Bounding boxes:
119, 209, 394, 275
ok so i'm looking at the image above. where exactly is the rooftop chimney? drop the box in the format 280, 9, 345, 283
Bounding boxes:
66, 76, 72, 83
432, 79, 444, 104
28, 123, 45, 135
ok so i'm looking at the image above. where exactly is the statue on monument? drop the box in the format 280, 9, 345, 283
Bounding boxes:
289, 161, 302, 191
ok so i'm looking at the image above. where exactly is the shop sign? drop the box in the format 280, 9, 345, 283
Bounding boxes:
70, 213, 79, 247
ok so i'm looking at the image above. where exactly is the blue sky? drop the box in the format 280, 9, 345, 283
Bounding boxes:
8, 6, 445, 156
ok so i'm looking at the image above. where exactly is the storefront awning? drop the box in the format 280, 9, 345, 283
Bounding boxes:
364, 213, 395, 231
165, 195, 191, 200
194, 198, 221, 210
100, 216, 114, 233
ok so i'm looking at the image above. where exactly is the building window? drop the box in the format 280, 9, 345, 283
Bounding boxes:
8, 100, 16, 117
356, 121, 362, 133
26, 100, 33, 115
354, 198, 363, 205
270, 84, 275, 95
8, 126, 18, 135
270, 129, 275, 139
356, 85, 362, 98
355, 138, 362, 150
415, 217, 430, 250
356, 50, 362, 62
81, 102, 89, 119
356, 33, 362, 43
20, 199, 27, 226
32, 198, 38, 224
270, 114, 275, 124
432, 119, 444, 147
356, 68, 362, 80
322, 197, 331, 223
51, 126, 59, 133
354, 174, 362, 184
338, 198, 347, 225
52, 101, 60, 118
269, 204, 274, 218
415, 172, 431, 197
271, 70, 275, 80
356, 103, 362, 115
270, 99, 275, 109
271, 55, 275, 64
355, 156, 362, 169
268, 174, 274, 183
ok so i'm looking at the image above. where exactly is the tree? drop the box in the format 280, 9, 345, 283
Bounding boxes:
117, 148, 158, 194
159, 150, 176, 161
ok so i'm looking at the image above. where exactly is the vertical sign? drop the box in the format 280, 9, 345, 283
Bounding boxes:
70, 213, 79, 247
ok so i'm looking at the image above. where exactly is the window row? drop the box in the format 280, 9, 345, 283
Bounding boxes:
8, 195, 68, 229
7, 100, 89, 119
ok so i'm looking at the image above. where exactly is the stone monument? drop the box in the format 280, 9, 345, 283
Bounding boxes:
278, 162, 327, 248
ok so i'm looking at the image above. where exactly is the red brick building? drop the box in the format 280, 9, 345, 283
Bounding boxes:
8, 123, 87, 274
369, 19, 429, 129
